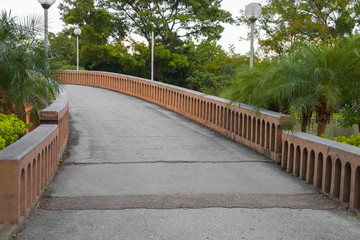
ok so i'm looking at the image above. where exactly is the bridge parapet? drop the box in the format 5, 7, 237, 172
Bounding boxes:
59, 70, 286, 162
39, 90, 69, 159
282, 131, 360, 210
0, 91, 69, 226
0, 125, 58, 225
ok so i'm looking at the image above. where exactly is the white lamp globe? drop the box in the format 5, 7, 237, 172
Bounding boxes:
74, 28, 82, 36
38, 0, 56, 9
245, 3, 262, 22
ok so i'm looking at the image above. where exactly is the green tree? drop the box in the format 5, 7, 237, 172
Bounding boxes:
238, 0, 360, 55
227, 36, 360, 136
56, 0, 237, 87
186, 41, 248, 95
225, 59, 292, 114
336, 100, 360, 132
58, 0, 127, 70
100, 0, 233, 49
49, 32, 77, 68
0, 11, 59, 119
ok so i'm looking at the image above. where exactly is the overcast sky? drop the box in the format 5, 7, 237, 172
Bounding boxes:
1, 0, 264, 54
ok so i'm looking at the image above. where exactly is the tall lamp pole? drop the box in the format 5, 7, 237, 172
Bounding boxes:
151, 29, 154, 81
74, 28, 81, 71
245, 3, 262, 69
38, 0, 56, 108
150, 2, 155, 81
38, 0, 56, 58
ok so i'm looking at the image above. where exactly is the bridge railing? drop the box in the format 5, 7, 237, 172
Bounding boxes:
59, 70, 286, 162
39, 90, 70, 159
59, 70, 360, 211
282, 131, 360, 210
0, 91, 69, 225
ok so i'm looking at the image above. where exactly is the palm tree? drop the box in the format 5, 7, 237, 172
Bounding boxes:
0, 11, 59, 120
282, 37, 360, 136
227, 36, 360, 136
225, 59, 292, 114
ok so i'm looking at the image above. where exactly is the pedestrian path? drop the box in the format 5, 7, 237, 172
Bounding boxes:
18, 85, 360, 240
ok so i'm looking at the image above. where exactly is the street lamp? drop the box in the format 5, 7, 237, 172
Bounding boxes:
151, 29, 154, 81
74, 28, 81, 71
245, 2, 262, 69
38, 0, 56, 57
38, 0, 56, 108
150, 2, 155, 81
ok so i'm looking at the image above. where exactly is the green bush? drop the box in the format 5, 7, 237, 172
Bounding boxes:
333, 134, 360, 148
0, 114, 28, 150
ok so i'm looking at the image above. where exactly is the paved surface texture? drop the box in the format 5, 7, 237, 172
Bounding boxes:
18, 85, 360, 239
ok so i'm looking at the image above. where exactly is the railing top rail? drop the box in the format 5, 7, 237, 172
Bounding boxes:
62, 70, 204, 94
283, 130, 360, 155
40, 89, 69, 113
39, 90, 69, 122
0, 124, 58, 161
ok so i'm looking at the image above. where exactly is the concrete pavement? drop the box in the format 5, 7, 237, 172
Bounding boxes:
18, 85, 360, 239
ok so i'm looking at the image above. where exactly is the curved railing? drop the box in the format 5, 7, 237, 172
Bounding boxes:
39, 90, 69, 159
0, 90, 69, 226
59, 70, 360, 211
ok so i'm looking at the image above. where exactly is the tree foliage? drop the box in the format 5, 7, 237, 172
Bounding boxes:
226, 36, 360, 136
336, 100, 360, 132
0, 11, 59, 119
58, 0, 128, 69
49, 32, 76, 67
100, 0, 233, 48
238, 0, 360, 55
333, 133, 360, 147
59, 0, 126, 42
54, 0, 241, 91
0, 113, 29, 150
185, 41, 248, 95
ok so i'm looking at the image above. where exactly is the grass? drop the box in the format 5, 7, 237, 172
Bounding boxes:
294, 120, 358, 138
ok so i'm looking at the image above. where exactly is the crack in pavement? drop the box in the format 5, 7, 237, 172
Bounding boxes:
41, 193, 338, 211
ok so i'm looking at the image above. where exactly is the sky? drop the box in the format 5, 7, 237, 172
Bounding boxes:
1, 0, 264, 54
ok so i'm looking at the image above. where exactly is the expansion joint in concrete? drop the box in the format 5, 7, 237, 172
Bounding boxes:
40, 194, 338, 211
62, 160, 271, 166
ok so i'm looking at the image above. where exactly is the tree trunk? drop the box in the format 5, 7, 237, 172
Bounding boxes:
0, 87, 5, 113
301, 120, 307, 132
317, 120, 327, 136
300, 108, 312, 133
315, 96, 331, 137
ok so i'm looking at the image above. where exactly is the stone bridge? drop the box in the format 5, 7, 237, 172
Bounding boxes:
1, 71, 360, 239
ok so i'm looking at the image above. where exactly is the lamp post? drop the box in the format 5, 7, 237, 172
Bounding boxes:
151, 29, 154, 81
150, 2, 154, 81
74, 28, 81, 71
38, 0, 56, 108
245, 3, 262, 69
38, 0, 56, 58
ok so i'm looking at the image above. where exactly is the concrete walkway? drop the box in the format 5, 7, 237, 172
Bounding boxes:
19, 85, 360, 239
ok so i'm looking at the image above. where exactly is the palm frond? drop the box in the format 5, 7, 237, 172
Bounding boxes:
0, 10, 60, 115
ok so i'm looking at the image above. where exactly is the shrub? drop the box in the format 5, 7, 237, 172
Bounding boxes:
0, 114, 28, 150
333, 134, 360, 148
336, 100, 360, 132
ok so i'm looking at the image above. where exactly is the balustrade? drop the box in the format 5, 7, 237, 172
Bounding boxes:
0, 90, 69, 225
